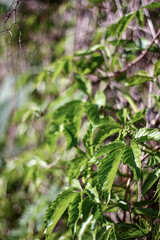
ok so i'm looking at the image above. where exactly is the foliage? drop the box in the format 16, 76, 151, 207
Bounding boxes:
0, 0, 160, 240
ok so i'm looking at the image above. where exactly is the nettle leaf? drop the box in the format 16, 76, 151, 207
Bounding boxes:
83, 124, 94, 157
85, 182, 100, 203
67, 156, 88, 184
134, 128, 160, 142
115, 223, 148, 239
93, 124, 122, 148
82, 197, 94, 221
44, 188, 79, 240
105, 12, 136, 39
94, 141, 125, 159
129, 109, 146, 124
147, 152, 160, 167
125, 71, 153, 87
154, 59, 160, 78
74, 73, 91, 96
68, 192, 82, 235
142, 168, 160, 196
122, 141, 141, 180
98, 147, 124, 198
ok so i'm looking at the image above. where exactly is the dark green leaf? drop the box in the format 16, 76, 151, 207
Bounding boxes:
68, 193, 82, 235
142, 168, 160, 196
115, 223, 148, 239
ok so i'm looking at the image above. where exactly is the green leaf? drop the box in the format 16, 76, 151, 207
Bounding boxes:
133, 208, 158, 218
125, 71, 153, 87
83, 123, 94, 157
74, 74, 91, 96
122, 142, 141, 180
53, 100, 84, 149
94, 141, 125, 159
98, 147, 123, 195
105, 12, 136, 39
134, 128, 160, 142
85, 102, 100, 125
129, 109, 146, 124
94, 90, 106, 107
142, 168, 160, 196
152, 222, 160, 240
142, 2, 160, 9
75, 44, 103, 56
85, 182, 100, 203
93, 124, 122, 148
117, 108, 129, 125
68, 192, 82, 235
82, 197, 94, 221
51, 58, 67, 82
67, 157, 87, 184
44, 188, 79, 240
147, 152, 160, 167
115, 223, 148, 239
154, 60, 160, 78
136, 9, 144, 27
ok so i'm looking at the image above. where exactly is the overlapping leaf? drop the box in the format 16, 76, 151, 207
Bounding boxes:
44, 188, 79, 240
122, 141, 141, 180
134, 128, 160, 142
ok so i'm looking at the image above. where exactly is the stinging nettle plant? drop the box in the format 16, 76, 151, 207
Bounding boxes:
43, 2, 160, 240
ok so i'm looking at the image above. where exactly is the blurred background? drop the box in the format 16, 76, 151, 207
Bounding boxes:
0, 0, 160, 239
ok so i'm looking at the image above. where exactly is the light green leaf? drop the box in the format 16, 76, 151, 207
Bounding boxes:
44, 189, 79, 240
68, 193, 82, 235
122, 142, 141, 180
94, 90, 106, 107
134, 128, 160, 142
129, 109, 146, 124
142, 168, 160, 196
105, 12, 136, 39
75, 44, 103, 56
125, 71, 153, 87
98, 148, 123, 194
154, 60, 160, 78
142, 2, 160, 9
